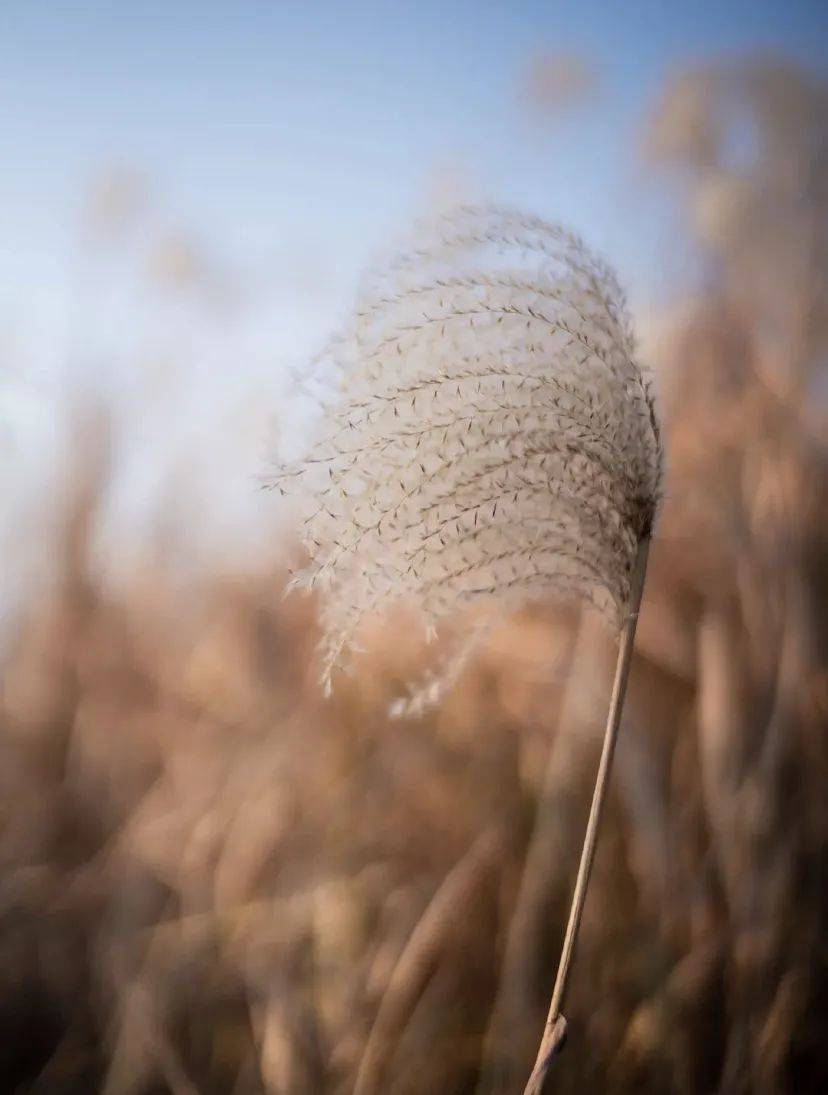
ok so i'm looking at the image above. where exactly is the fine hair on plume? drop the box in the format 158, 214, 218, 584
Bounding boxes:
271, 204, 663, 1090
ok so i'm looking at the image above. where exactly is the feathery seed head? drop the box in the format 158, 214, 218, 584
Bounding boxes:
274, 206, 663, 707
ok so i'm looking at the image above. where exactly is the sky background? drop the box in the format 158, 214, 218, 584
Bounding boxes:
3, 1, 827, 332
0, 0, 827, 602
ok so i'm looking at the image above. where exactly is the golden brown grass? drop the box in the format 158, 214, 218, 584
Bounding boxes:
1, 299, 826, 1094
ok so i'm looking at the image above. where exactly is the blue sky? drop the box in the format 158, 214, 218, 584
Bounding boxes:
2, 0, 826, 324
0, 1, 826, 589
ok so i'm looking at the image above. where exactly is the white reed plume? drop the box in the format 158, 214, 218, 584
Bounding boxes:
274, 205, 661, 704
274, 205, 663, 1090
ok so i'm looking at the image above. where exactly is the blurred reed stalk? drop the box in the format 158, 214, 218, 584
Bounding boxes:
524, 536, 649, 1095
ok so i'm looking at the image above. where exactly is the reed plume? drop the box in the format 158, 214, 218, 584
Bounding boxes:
275, 204, 663, 1088
276, 206, 661, 691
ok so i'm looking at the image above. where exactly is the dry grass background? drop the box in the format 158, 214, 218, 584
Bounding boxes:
1, 301, 825, 1094
1, 54, 827, 1095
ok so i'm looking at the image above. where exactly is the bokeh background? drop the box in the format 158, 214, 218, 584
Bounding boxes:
2, 3, 827, 1092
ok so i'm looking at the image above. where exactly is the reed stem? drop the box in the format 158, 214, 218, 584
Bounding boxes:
523, 536, 650, 1095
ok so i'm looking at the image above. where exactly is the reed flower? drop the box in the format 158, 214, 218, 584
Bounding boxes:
274, 206, 663, 709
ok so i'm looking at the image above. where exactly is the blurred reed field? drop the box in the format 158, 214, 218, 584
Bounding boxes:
1, 54, 827, 1095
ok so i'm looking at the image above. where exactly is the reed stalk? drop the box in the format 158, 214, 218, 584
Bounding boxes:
524, 537, 650, 1094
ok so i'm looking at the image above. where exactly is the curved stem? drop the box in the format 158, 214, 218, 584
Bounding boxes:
524, 536, 650, 1095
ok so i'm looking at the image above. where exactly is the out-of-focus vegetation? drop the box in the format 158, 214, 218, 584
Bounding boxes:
1, 56, 826, 1094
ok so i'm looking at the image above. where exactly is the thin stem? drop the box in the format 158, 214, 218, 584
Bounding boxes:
523, 536, 650, 1095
